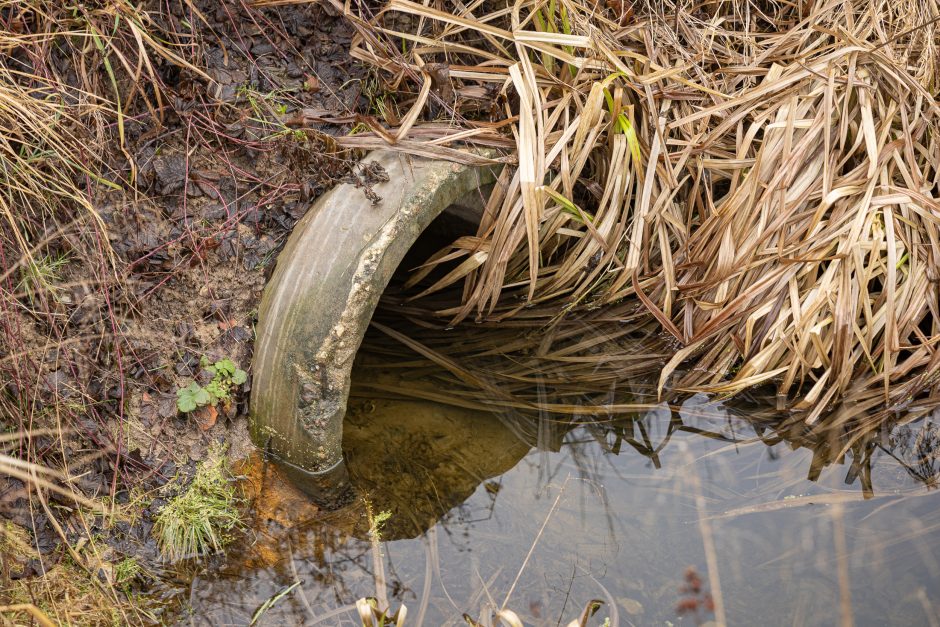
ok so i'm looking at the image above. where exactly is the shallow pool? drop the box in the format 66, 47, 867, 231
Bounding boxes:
179, 359, 940, 626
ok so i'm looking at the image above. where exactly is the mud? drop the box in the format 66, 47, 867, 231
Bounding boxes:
0, 1, 373, 620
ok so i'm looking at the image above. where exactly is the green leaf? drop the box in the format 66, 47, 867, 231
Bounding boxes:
620, 116, 642, 164
177, 390, 197, 413
231, 369, 247, 385
214, 359, 236, 377
538, 186, 595, 223
204, 380, 225, 404
249, 581, 302, 626
193, 386, 211, 406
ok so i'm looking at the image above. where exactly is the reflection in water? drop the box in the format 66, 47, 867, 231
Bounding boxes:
177, 357, 940, 625
344, 398, 531, 540
176, 277, 940, 625
165, 217, 940, 625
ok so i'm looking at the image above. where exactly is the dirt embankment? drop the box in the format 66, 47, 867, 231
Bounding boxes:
0, 1, 374, 622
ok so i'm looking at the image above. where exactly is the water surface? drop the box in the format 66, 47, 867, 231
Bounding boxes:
179, 360, 940, 626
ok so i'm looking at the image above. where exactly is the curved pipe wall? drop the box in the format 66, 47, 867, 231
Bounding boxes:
250, 151, 499, 492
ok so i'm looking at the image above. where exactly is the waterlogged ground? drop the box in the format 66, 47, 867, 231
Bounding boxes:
172, 358, 940, 626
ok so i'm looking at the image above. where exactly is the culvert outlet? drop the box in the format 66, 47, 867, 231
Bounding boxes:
250, 150, 500, 500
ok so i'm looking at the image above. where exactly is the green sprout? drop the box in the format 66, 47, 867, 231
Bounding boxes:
17, 251, 70, 304
176, 357, 247, 413
113, 556, 142, 590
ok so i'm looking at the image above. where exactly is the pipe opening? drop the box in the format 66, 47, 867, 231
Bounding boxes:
249, 152, 501, 508
339, 185, 540, 539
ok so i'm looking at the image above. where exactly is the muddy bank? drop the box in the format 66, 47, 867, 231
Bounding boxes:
0, 1, 374, 622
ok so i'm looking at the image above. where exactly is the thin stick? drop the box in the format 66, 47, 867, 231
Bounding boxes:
368, 504, 390, 613
831, 503, 854, 627
0, 604, 57, 627
501, 475, 569, 609
916, 588, 940, 627
287, 539, 317, 619
307, 603, 359, 625
416, 536, 434, 627
684, 442, 727, 626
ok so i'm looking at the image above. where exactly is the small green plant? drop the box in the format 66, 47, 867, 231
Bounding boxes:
250, 581, 302, 626
368, 509, 392, 542
176, 356, 247, 413
358, 503, 402, 625
113, 556, 142, 589
16, 251, 70, 304
361, 72, 395, 124
0, 520, 37, 563
235, 84, 301, 140
347, 122, 369, 136
153, 444, 241, 560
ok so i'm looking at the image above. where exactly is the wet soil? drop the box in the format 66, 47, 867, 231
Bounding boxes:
0, 1, 376, 621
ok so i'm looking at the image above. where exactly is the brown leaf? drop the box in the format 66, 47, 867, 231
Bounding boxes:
195, 405, 218, 431
218, 318, 239, 331
303, 74, 320, 93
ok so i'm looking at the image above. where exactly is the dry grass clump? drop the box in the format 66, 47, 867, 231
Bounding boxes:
0, 519, 165, 626
0, 0, 240, 493
0, 5, 212, 620
335, 0, 940, 423
0, 1, 201, 440
0, 0, 205, 229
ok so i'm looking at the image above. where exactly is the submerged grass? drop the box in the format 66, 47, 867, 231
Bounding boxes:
356, 299, 940, 498
154, 444, 242, 561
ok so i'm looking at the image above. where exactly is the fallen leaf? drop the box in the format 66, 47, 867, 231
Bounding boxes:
195, 405, 218, 431
219, 318, 239, 331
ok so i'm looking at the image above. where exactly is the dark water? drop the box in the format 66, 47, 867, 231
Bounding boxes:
179, 387, 940, 626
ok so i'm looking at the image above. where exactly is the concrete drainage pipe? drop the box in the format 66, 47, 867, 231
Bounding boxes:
249, 150, 500, 504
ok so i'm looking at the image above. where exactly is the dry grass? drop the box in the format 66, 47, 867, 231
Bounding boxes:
0, 516, 165, 626
1, 1, 361, 619
0, 4, 213, 623
326, 0, 940, 425
0, 0, 202, 442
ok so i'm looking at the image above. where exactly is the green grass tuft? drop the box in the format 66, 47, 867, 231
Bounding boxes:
154, 445, 241, 561
16, 251, 70, 305
113, 556, 142, 589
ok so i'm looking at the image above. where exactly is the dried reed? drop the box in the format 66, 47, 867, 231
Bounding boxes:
329, 0, 940, 424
